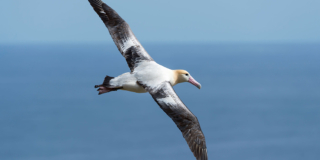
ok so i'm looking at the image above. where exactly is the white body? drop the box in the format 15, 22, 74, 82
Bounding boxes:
109, 61, 175, 93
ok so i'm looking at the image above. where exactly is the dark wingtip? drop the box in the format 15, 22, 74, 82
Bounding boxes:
88, 0, 104, 8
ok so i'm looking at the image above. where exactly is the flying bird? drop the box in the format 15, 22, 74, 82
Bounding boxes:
88, 0, 208, 159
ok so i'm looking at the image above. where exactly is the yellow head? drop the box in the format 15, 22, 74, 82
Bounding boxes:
174, 70, 201, 89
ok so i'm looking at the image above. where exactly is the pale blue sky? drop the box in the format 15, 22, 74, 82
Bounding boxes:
1, 0, 319, 44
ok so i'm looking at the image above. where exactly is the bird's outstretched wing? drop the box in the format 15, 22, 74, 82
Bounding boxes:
88, 0, 153, 71
142, 81, 208, 160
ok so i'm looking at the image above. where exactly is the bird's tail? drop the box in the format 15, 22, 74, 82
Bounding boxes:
95, 86, 118, 95
94, 75, 121, 95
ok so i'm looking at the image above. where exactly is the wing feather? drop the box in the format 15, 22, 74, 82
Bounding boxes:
88, 0, 153, 71
145, 82, 208, 160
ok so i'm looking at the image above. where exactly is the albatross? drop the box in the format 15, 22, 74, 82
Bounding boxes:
88, 0, 208, 159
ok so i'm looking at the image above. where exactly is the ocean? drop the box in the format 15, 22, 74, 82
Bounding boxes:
1, 43, 320, 160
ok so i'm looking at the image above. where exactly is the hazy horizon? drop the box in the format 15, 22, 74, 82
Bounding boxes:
1, 0, 320, 44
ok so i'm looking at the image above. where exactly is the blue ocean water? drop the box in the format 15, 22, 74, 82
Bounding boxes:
0, 43, 320, 160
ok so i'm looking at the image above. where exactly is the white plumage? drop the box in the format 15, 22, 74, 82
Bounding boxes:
88, 0, 207, 160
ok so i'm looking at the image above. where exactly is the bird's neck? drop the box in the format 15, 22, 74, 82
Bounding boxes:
172, 70, 183, 86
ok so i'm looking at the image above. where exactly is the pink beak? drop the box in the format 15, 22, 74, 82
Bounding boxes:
188, 76, 202, 89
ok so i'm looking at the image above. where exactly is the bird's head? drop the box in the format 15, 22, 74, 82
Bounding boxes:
174, 70, 201, 89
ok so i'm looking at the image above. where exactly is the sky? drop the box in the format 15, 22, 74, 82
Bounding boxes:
0, 0, 320, 44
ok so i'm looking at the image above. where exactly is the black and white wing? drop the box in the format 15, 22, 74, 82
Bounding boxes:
88, 0, 153, 71
144, 82, 208, 160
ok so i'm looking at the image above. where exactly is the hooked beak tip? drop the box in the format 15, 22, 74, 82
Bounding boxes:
188, 76, 202, 90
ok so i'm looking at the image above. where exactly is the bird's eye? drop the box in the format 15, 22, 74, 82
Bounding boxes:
185, 74, 189, 76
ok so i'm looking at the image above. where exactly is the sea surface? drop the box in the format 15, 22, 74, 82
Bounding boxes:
1, 43, 320, 160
